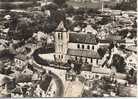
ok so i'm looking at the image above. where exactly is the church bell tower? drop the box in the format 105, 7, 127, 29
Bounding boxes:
54, 21, 69, 63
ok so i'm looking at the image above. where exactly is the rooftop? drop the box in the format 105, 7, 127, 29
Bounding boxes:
56, 21, 66, 32
125, 45, 137, 53
69, 33, 98, 44
67, 49, 101, 59
99, 34, 125, 43
14, 54, 27, 61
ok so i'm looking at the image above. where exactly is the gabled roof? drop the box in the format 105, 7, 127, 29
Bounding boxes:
67, 49, 101, 59
69, 33, 98, 44
56, 21, 66, 32
84, 25, 97, 34
99, 34, 125, 43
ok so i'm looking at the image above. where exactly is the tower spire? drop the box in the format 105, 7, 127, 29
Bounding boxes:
56, 21, 67, 32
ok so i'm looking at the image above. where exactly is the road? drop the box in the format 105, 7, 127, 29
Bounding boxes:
49, 72, 64, 97
33, 64, 64, 97
32, 47, 64, 97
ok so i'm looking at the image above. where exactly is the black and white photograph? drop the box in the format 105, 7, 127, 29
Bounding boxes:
0, 0, 137, 98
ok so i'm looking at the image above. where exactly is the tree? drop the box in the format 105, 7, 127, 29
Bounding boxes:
96, 16, 112, 25
97, 47, 107, 58
65, 6, 75, 16
86, 8, 101, 16
73, 61, 81, 74
118, 29, 129, 39
43, 10, 65, 33
74, 8, 85, 15
113, 0, 137, 11
9, 17, 35, 40
53, 0, 67, 7
0, 49, 15, 60
111, 54, 126, 73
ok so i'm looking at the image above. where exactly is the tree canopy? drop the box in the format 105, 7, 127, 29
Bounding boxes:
113, 0, 137, 11
9, 17, 35, 40
53, 0, 67, 7
111, 54, 126, 73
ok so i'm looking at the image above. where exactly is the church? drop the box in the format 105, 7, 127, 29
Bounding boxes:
54, 21, 102, 67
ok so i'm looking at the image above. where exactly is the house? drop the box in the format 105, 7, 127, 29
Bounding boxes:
14, 54, 28, 68
54, 21, 101, 67
81, 66, 111, 80
124, 38, 136, 47
127, 45, 137, 53
125, 53, 137, 71
0, 74, 15, 96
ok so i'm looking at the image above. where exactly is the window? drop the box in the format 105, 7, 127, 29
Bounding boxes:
96, 59, 98, 64
77, 44, 80, 48
91, 58, 93, 63
61, 33, 63, 40
75, 56, 77, 60
82, 45, 84, 49
58, 33, 63, 40
87, 45, 90, 49
92, 46, 94, 50
129, 59, 132, 62
61, 55, 63, 59
59, 45, 63, 52
85, 58, 87, 63
58, 33, 60, 40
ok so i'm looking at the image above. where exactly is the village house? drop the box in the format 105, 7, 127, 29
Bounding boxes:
81, 66, 111, 80
14, 54, 28, 69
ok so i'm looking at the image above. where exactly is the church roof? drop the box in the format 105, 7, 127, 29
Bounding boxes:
69, 33, 98, 44
67, 49, 101, 59
56, 21, 66, 32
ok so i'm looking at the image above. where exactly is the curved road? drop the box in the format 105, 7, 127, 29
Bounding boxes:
32, 47, 64, 97
49, 72, 64, 97
32, 47, 70, 70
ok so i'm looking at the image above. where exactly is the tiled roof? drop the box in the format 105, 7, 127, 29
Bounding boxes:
67, 49, 101, 59
69, 33, 98, 44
